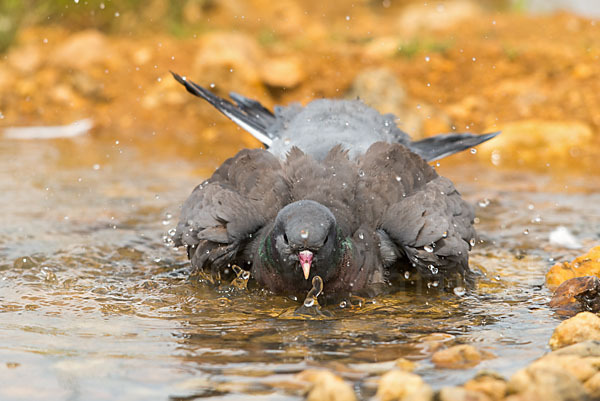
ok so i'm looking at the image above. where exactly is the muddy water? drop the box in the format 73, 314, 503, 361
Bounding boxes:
1, 136, 599, 400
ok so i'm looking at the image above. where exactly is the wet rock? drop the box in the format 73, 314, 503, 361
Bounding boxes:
297, 369, 357, 401
546, 246, 600, 291
478, 119, 593, 169
394, 357, 416, 372
550, 276, 600, 316
431, 344, 494, 369
549, 312, 600, 350
375, 370, 433, 401
438, 386, 492, 401
50, 30, 112, 70
463, 371, 507, 401
260, 56, 304, 88
506, 363, 590, 401
397, 1, 484, 36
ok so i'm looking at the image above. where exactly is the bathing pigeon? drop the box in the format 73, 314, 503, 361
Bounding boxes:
171, 72, 498, 298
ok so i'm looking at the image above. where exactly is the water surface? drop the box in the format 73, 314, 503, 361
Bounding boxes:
1, 137, 599, 400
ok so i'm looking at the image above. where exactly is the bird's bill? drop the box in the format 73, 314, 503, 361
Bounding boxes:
298, 250, 313, 280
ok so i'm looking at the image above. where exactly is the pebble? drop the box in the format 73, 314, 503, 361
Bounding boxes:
506, 364, 588, 401
431, 344, 494, 369
438, 386, 492, 401
549, 276, 600, 316
375, 370, 433, 401
297, 369, 357, 401
549, 312, 600, 350
463, 371, 507, 401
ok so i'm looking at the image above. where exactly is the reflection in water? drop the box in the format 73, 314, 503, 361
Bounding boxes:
1, 138, 599, 400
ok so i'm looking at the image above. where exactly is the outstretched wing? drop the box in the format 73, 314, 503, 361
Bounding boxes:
173, 149, 290, 278
356, 142, 475, 285
171, 72, 276, 146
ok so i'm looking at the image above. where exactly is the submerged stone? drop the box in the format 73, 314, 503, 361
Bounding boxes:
431, 344, 494, 369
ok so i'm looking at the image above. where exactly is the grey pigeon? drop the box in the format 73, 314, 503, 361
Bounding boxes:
171, 72, 498, 298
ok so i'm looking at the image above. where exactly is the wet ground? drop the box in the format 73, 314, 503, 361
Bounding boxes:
1, 135, 599, 400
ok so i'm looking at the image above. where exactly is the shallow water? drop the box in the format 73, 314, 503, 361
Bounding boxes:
1, 137, 599, 400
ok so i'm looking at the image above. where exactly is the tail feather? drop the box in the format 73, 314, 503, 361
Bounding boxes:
409, 131, 500, 162
171, 72, 274, 147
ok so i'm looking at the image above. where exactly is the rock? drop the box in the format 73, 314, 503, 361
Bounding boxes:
363, 36, 401, 59
478, 119, 593, 169
50, 30, 112, 70
546, 246, 600, 291
7, 44, 42, 74
431, 344, 494, 369
438, 386, 492, 401
529, 354, 597, 382
346, 68, 407, 115
507, 364, 589, 401
397, 1, 484, 36
549, 312, 600, 350
584, 371, 600, 399
394, 358, 416, 372
193, 32, 262, 85
550, 276, 600, 316
259, 56, 304, 88
375, 370, 433, 401
463, 371, 507, 401
297, 369, 357, 401
551, 340, 600, 358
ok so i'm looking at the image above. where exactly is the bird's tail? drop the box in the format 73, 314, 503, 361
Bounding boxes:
171, 72, 276, 147
409, 131, 500, 162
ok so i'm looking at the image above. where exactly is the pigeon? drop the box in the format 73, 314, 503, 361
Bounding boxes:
171, 72, 498, 298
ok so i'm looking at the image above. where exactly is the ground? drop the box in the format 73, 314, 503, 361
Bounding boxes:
1, 1, 599, 175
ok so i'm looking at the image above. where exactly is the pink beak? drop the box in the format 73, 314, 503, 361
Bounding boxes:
298, 250, 313, 280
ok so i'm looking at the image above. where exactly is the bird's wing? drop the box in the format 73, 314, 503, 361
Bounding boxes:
408, 131, 500, 162
171, 72, 277, 146
174, 149, 290, 278
356, 142, 475, 283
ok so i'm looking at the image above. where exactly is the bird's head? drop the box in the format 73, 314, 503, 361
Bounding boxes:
268, 200, 340, 285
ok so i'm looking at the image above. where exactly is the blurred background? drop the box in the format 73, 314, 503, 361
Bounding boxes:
1, 0, 599, 172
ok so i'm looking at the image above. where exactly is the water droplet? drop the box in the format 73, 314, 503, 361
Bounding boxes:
494, 275, 501, 281
523, 228, 529, 235
470, 148, 477, 154
304, 297, 315, 307
469, 238, 476, 247
74, 0, 79, 3
424, 244, 434, 253
432, 280, 439, 287
358, 170, 365, 177
428, 265, 438, 274
404, 271, 410, 279
442, 231, 448, 238
92, 164, 100, 170
300, 230, 309, 239
395, 176, 401, 182
345, 15, 350, 21
339, 300, 348, 308
425, 56, 430, 62
114, 11, 120, 17
453, 286, 466, 296
358, 232, 364, 240
472, 57, 476, 62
